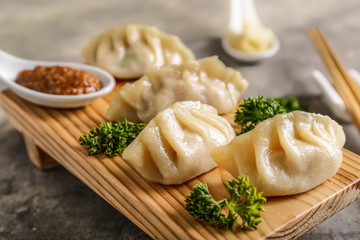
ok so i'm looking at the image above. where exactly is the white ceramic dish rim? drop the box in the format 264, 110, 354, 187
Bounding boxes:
1, 57, 116, 108
222, 34, 280, 62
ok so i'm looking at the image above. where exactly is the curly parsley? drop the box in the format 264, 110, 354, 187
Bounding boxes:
185, 176, 266, 230
235, 95, 307, 134
79, 119, 146, 157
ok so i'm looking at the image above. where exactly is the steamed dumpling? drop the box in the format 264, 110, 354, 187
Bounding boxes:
81, 24, 195, 79
211, 111, 346, 196
122, 101, 235, 185
106, 56, 249, 123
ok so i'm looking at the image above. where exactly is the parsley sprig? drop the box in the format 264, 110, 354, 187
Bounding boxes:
235, 95, 307, 134
79, 119, 146, 157
185, 176, 266, 230
278, 96, 307, 112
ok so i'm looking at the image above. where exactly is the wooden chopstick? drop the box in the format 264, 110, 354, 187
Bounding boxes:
309, 28, 360, 131
316, 29, 360, 104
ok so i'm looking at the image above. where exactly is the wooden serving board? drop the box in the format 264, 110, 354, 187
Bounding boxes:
1, 84, 360, 240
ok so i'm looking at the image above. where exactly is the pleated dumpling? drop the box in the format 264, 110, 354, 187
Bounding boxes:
211, 111, 346, 196
122, 101, 236, 185
81, 24, 195, 79
106, 56, 249, 123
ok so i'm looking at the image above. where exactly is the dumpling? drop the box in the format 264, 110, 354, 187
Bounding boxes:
81, 24, 195, 79
122, 101, 236, 185
106, 56, 249, 123
211, 111, 346, 196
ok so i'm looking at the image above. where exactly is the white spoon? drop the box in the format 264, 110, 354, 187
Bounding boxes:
0, 49, 115, 108
312, 70, 351, 122
222, 0, 280, 62
312, 69, 360, 122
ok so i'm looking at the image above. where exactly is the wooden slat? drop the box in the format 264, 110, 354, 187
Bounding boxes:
0, 89, 359, 240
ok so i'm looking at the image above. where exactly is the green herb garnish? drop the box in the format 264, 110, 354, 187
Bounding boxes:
79, 119, 146, 157
278, 96, 307, 112
235, 95, 307, 134
185, 176, 266, 230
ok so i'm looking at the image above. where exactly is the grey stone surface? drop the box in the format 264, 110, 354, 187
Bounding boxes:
0, 0, 359, 239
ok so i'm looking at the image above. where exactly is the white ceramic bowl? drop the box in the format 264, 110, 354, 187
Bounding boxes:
0, 50, 116, 108
222, 34, 280, 62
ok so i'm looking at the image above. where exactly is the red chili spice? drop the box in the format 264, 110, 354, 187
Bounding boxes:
15, 66, 102, 95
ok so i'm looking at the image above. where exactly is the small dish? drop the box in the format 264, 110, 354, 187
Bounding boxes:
222, 0, 280, 62
0, 49, 115, 108
222, 34, 280, 62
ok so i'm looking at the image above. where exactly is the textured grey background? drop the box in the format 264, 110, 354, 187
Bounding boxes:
0, 0, 359, 239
